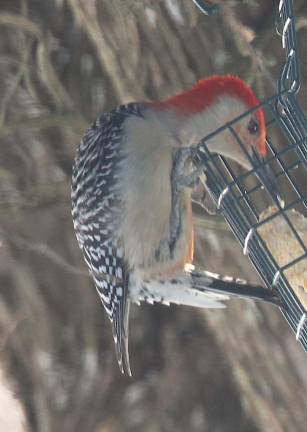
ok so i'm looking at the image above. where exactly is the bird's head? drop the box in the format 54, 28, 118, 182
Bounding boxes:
156, 75, 280, 201
157, 75, 266, 168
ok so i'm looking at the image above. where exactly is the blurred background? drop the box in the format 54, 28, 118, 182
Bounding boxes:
0, 0, 307, 431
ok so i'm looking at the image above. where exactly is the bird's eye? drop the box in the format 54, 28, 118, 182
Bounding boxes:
248, 119, 259, 135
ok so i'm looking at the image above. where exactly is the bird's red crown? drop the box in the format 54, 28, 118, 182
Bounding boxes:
155, 75, 266, 155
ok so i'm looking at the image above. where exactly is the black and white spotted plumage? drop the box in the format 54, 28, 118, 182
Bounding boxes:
71, 103, 146, 375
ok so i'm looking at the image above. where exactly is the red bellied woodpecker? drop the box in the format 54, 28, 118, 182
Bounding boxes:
71, 75, 280, 375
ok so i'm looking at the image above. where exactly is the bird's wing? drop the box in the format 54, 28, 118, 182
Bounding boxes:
71, 104, 145, 375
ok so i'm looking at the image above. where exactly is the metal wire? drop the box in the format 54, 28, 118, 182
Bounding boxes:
193, 0, 307, 349
192, 0, 219, 16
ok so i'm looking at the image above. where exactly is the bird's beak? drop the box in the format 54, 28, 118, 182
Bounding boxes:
250, 148, 284, 207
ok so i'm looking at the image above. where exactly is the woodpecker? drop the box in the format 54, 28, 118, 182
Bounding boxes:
71, 75, 280, 375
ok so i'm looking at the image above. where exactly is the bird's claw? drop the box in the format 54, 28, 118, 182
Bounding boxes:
173, 147, 204, 190
176, 166, 205, 189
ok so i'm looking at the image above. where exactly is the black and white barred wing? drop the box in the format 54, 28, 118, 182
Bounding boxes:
87, 244, 131, 376
71, 107, 140, 376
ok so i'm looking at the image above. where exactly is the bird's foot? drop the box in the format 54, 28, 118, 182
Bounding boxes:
173, 147, 204, 189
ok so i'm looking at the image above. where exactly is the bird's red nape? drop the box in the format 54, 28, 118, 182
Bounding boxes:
155, 75, 267, 156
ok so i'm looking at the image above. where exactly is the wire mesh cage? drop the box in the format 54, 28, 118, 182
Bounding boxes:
194, 0, 307, 349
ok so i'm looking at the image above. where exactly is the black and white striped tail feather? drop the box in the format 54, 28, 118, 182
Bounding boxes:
137, 268, 281, 308
137, 277, 228, 309
190, 269, 281, 307
92, 267, 280, 377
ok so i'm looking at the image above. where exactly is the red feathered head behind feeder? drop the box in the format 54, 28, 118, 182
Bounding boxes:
157, 75, 266, 168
